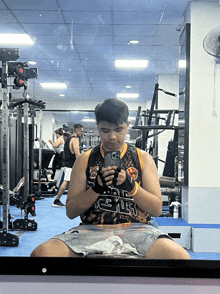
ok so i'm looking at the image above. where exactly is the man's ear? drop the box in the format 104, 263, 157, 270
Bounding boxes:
127, 121, 131, 127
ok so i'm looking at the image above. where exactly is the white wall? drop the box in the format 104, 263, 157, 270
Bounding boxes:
182, 1, 220, 224
35, 111, 55, 148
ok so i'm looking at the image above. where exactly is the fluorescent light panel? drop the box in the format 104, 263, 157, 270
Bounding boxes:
129, 40, 139, 44
40, 83, 67, 89
82, 118, 96, 122
117, 93, 139, 98
0, 34, 34, 45
28, 61, 36, 65
179, 60, 186, 68
115, 60, 148, 68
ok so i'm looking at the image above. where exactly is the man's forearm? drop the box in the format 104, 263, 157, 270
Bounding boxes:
66, 187, 99, 219
131, 186, 162, 217
75, 151, 80, 158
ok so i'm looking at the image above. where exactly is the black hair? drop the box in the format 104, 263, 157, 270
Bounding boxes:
55, 128, 63, 135
94, 98, 129, 125
74, 124, 83, 131
63, 132, 71, 138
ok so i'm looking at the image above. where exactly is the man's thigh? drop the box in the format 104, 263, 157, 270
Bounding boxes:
145, 237, 190, 260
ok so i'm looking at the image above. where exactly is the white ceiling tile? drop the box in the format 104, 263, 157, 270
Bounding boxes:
0, 22, 24, 33
4, 0, 59, 10
59, 0, 112, 11
0, 10, 17, 22
63, 11, 112, 25
113, 11, 162, 25
114, 24, 158, 36
11, 10, 64, 23
22, 23, 70, 35
112, 0, 167, 12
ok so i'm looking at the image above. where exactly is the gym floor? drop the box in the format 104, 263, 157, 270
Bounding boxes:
1, 194, 220, 260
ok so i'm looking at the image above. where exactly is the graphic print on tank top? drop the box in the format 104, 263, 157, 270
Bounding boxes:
81, 144, 151, 225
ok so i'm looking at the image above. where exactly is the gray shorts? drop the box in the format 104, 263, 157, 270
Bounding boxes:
52, 223, 172, 258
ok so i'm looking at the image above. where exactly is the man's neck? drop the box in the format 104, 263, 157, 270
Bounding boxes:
101, 142, 126, 153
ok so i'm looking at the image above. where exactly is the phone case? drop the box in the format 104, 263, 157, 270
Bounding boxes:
104, 151, 121, 167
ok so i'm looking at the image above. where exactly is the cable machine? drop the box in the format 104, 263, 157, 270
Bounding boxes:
0, 48, 40, 246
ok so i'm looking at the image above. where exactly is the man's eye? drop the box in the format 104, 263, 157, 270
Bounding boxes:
116, 128, 123, 132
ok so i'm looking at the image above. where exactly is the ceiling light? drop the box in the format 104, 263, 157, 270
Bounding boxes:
129, 40, 139, 44
28, 61, 36, 65
82, 118, 96, 122
0, 34, 34, 45
117, 93, 139, 98
40, 83, 67, 89
115, 60, 148, 68
59, 94, 65, 97
179, 60, 186, 68
125, 85, 131, 88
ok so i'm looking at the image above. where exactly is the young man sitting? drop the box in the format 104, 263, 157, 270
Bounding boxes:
31, 98, 190, 259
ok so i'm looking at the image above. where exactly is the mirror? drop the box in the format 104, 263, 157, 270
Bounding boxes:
0, 0, 220, 279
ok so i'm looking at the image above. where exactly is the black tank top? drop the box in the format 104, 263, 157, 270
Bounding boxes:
81, 143, 151, 225
63, 136, 77, 168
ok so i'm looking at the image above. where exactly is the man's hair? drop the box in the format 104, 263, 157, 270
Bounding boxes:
74, 124, 83, 131
95, 98, 129, 125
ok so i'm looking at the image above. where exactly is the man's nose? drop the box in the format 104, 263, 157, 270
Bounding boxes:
108, 132, 116, 139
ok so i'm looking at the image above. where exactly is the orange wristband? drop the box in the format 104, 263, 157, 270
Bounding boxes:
129, 182, 139, 197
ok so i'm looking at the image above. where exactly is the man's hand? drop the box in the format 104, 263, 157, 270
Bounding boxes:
99, 166, 126, 186
98, 166, 135, 193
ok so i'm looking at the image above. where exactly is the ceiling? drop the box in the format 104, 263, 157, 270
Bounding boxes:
0, 0, 193, 131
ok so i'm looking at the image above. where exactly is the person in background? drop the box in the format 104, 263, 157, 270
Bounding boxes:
63, 132, 71, 142
52, 124, 84, 207
48, 128, 64, 180
31, 99, 190, 259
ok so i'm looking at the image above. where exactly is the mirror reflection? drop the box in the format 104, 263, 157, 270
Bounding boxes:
1, 0, 220, 264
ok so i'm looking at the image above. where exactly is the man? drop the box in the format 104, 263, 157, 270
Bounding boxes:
31, 99, 190, 259
52, 124, 83, 207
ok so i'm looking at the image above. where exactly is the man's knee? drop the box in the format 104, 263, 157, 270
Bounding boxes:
30, 239, 64, 257
30, 244, 48, 257
30, 239, 82, 257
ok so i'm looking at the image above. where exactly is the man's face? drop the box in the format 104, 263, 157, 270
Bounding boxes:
97, 121, 130, 151
77, 128, 84, 137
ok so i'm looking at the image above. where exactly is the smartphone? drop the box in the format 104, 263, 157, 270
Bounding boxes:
104, 151, 121, 167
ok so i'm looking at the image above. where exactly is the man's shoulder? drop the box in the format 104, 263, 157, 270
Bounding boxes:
70, 136, 78, 142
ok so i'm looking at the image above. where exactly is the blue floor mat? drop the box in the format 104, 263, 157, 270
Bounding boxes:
0, 195, 220, 260
0, 194, 80, 256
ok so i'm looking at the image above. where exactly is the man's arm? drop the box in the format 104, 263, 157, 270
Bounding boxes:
101, 151, 162, 217
130, 151, 162, 217
69, 137, 81, 158
66, 152, 100, 219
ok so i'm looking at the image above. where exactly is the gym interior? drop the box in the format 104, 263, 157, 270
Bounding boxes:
1, 0, 220, 262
